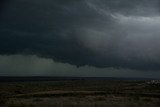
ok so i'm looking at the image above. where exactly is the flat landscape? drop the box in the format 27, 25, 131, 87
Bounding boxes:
0, 77, 160, 107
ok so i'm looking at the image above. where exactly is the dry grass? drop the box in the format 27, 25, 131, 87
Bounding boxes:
3, 96, 160, 107
1, 80, 160, 107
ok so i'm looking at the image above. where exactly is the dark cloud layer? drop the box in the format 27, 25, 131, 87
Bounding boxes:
1, 0, 160, 70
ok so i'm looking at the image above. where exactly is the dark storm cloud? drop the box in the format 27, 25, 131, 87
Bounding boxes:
1, 0, 160, 70
0, 0, 10, 12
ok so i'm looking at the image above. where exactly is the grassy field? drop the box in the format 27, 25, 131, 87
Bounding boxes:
0, 78, 160, 107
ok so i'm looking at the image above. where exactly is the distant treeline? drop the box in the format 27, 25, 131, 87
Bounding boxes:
0, 76, 156, 82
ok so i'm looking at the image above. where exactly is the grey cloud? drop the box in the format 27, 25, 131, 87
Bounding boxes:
0, 54, 160, 78
87, 0, 160, 16
0, 0, 160, 70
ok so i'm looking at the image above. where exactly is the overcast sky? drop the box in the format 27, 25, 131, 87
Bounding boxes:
0, 0, 160, 78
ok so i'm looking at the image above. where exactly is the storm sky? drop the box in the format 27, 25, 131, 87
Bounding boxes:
0, 0, 160, 78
